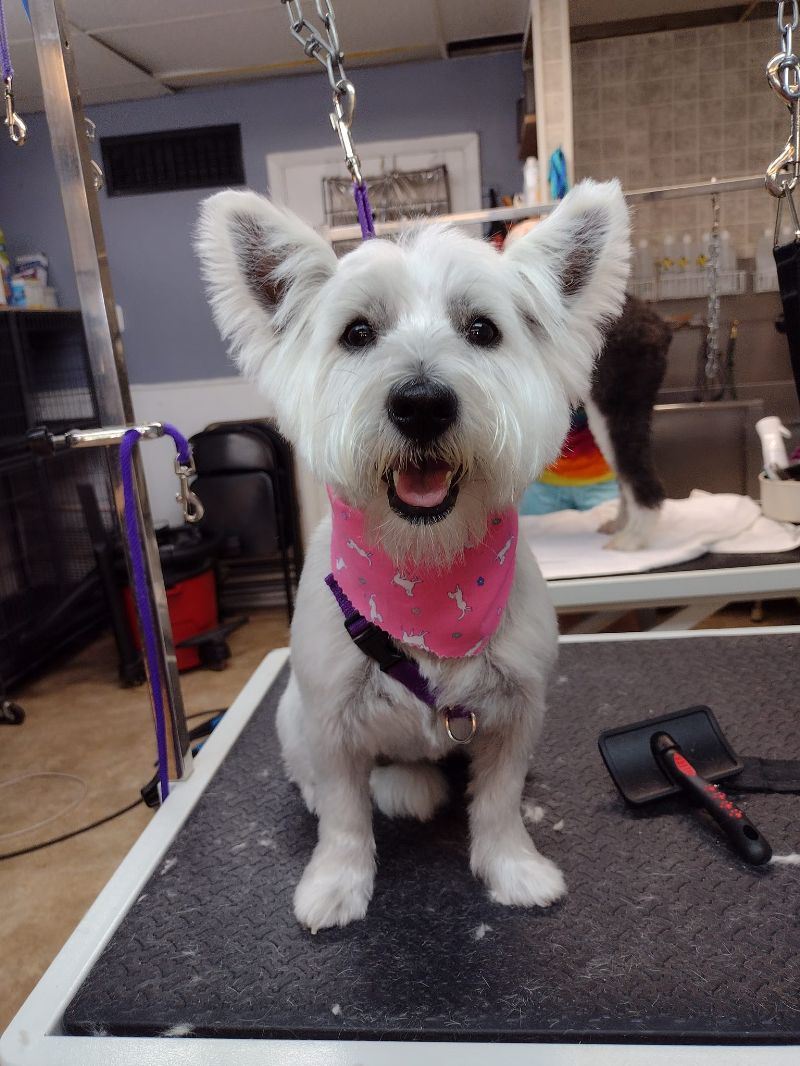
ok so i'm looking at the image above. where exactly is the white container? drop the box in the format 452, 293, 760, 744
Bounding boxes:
759, 472, 800, 523
522, 157, 540, 206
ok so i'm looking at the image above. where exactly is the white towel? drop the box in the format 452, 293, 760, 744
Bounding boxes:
522, 490, 800, 581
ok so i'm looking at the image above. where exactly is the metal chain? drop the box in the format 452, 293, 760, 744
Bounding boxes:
280, 0, 364, 184
705, 193, 721, 383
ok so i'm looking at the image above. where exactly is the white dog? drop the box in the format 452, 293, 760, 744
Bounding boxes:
197, 180, 630, 932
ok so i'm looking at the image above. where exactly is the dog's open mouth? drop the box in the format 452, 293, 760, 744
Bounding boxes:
386, 461, 459, 523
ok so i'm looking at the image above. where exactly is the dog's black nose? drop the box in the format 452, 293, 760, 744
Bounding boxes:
387, 378, 458, 444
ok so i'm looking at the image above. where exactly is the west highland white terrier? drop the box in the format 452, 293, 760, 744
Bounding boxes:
197, 179, 630, 931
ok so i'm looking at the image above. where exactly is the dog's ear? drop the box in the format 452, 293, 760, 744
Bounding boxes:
195, 189, 337, 376
503, 179, 630, 399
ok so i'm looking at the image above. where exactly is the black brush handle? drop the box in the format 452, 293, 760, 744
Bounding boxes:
652, 733, 772, 866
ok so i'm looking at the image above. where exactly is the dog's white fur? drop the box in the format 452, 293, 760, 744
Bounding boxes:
197, 180, 630, 931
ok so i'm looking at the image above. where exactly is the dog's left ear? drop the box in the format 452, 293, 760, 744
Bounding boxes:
503, 179, 630, 398
195, 189, 337, 378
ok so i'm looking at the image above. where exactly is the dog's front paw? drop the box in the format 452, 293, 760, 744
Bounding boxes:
294, 848, 375, 933
603, 528, 648, 551
478, 848, 566, 908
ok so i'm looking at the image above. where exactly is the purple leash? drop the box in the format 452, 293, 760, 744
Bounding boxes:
0, 0, 13, 81
325, 574, 476, 742
120, 422, 193, 801
353, 181, 375, 239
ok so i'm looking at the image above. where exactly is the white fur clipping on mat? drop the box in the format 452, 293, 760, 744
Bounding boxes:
522, 489, 800, 580
770, 853, 800, 865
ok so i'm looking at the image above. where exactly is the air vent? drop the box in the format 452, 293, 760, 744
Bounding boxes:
100, 124, 245, 197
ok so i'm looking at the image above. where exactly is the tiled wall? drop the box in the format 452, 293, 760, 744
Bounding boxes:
572, 19, 785, 258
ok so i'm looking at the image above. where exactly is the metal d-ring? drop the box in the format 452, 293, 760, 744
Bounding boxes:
444, 709, 477, 745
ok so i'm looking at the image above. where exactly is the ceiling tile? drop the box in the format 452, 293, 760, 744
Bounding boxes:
63, 0, 276, 33
8, 27, 169, 111
92, 7, 298, 78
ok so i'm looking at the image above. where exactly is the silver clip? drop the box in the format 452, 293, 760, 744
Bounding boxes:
3, 77, 26, 146
329, 81, 363, 185
174, 455, 204, 524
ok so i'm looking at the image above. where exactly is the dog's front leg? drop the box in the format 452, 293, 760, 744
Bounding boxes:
294, 748, 376, 933
468, 726, 566, 908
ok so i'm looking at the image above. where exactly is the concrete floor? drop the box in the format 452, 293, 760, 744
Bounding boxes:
0, 609, 289, 1034
2, 598, 798, 1034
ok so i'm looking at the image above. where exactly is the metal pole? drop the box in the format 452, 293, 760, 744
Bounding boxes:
26, 0, 191, 784
324, 174, 767, 243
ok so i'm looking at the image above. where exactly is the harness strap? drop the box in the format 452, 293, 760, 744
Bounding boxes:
730, 756, 800, 794
325, 574, 475, 737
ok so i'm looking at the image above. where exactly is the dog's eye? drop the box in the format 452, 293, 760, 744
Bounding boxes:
341, 319, 376, 350
466, 317, 500, 347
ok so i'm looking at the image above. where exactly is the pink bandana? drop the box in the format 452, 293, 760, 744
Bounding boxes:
327, 488, 518, 659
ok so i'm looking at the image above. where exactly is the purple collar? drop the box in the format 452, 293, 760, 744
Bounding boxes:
325, 574, 477, 744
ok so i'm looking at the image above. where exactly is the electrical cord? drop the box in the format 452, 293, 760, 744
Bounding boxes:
0, 772, 88, 841
0, 797, 145, 862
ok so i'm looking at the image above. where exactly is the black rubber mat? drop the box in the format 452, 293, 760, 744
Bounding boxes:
64, 635, 800, 1044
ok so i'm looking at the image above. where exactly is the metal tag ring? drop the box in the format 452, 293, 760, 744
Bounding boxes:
444, 710, 477, 745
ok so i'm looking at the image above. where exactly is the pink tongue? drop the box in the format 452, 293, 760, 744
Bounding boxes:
394, 462, 452, 507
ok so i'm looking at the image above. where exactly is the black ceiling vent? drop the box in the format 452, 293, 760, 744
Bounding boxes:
100, 124, 245, 197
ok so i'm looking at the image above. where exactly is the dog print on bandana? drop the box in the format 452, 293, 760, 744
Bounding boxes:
327, 488, 518, 659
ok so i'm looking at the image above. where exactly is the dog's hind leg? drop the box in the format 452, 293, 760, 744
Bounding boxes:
276, 671, 317, 814
370, 762, 449, 821
586, 296, 670, 551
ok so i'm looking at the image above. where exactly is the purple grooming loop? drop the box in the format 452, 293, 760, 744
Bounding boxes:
0, 0, 13, 81
120, 422, 193, 801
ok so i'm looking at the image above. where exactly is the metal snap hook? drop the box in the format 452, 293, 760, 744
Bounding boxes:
444, 710, 477, 745
174, 455, 205, 524
3, 77, 26, 146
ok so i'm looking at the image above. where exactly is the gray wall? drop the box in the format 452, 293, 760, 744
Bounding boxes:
0, 52, 524, 384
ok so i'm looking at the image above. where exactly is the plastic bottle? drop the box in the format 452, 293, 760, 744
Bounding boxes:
759, 228, 776, 289
660, 234, 676, 275
635, 238, 655, 284
697, 232, 710, 270
719, 230, 737, 274
678, 233, 695, 272
756, 415, 791, 478
523, 157, 540, 207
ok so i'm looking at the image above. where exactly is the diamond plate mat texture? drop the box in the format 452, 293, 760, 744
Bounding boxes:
65, 635, 800, 1044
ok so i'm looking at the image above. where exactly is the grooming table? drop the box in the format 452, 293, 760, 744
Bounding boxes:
549, 550, 800, 631
3, 629, 800, 1065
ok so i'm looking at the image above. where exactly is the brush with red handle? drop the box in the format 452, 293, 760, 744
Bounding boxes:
651, 733, 772, 866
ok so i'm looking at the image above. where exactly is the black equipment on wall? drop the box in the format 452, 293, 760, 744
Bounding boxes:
190, 421, 302, 619
0, 310, 114, 708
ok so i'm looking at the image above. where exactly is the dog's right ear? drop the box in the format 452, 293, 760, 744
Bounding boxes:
195, 190, 337, 376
